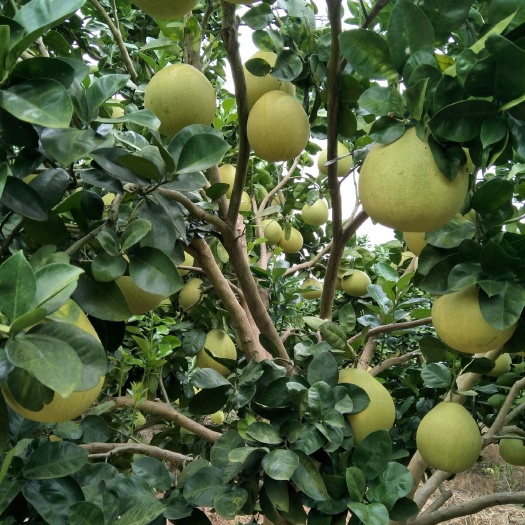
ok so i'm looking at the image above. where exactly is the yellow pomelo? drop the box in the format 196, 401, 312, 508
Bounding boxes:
499, 435, 525, 466
486, 353, 512, 377
338, 368, 395, 444
2, 305, 105, 423
278, 226, 303, 253
403, 231, 426, 256
432, 286, 517, 354
219, 164, 236, 198
210, 410, 225, 424
341, 270, 371, 297
318, 141, 353, 177
261, 218, 283, 245
239, 191, 252, 212
358, 128, 469, 231
247, 91, 310, 162
300, 277, 323, 300
177, 252, 194, 277
416, 401, 481, 473
179, 277, 203, 311
301, 199, 329, 226
244, 51, 295, 110
196, 329, 237, 376
133, 0, 198, 19
116, 276, 165, 315
144, 63, 216, 136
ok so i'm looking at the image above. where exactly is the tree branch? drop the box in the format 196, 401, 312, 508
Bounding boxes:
89, 0, 138, 82
110, 396, 221, 442
348, 317, 432, 346
369, 349, 421, 376
81, 442, 192, 466
362, 0, 391, 29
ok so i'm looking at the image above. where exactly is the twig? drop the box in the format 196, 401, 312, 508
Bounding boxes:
369, 349, 421, 376
89, 0, 138, 81
362, 0, 391, 29
348, 317, 432, 345
65, 222, 107, 256
35, 37, 50, 57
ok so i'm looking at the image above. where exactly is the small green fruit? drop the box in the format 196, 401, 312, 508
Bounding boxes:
210, 410, 225, 425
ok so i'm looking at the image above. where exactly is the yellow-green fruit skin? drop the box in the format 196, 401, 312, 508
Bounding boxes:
261, 219, 283, 245
499, 435, 525, 466
338, 368, 395, 445
247, 91, 309, 162
239, 191, 252, 212
300, 278, 323, 300
116, 276, 165, 315
178, 278, 203, 311
278, 227, 303, 253
403, 231, 427, 257
177, 252, 194, 277
341, 270, 371, 297
301, 199, 329, 226
416, 402, 481, 473
244, 51, 295, 110
486, 353, 512, 377
196, 329, 237, 376
432, 286, 517, 354
359, 128, 469, 232
318, 141, 353, 177
219, 164, 236, 198
144, 64, 216, 136
133, 0, 198, 19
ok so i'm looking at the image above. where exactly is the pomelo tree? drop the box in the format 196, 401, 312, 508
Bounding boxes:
1, 1, 525, 524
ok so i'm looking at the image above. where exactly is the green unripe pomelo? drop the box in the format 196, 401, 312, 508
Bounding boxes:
301, 199, 329, 226
338, 368, 395, 445
178, 278, 203, 312
177, 252, 194, 277
278, 226, 303, 253
300, 278, 323, 300
196, 329, 237, 376
499, 435, 525, 466
416, 401, 481, 473
341, 270, 371, 297
219, 164, 236, 198
261, 219, 283, 245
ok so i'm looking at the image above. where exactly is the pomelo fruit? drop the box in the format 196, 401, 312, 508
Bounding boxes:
219, 164, 236, 198
116, 276, 165, 315
178, 277, 203, 312
299, 277, 323, 300
403, 231, 426, 257
499, 435, 525, 466
318, 141, 353, 177
278, 226, 303, 253
177, 252, 194, 277
301, 199, 329, 226
486, 353, 512, 377
341, 270, 371, 297
358, 128, 469, 232
133, 0, 198, 19
196, 329, 237, 376
261, 219, 283, 245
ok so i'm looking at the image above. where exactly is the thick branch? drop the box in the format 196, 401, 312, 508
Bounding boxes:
81, 442, 192, 466
221, 1, 250, 224
412, 492, 525, 525
369, 350, 421, 376
89, 0, 138, 81
111, 396, 221, 442
187, 236, 269, 362
348, 317, 432, 346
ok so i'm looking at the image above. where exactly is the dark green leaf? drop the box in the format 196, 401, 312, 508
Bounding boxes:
479, 282, 525, 330
23, 441, 88, 479
346, 466, 366, 502
131, 457, 172, 491
214, 484, 248, 520
448, 263, 483, 291
86, 73, 129, 121
352, 430, 392, 479
246, 421, 282, 445
241, 3, 272, 30
421, 0, 472, 42
307, 352, 339, 387
68, 501, 105, 525
339, 302, 356, 335
0, 79, 72, 128
320, 322, 348, 351
0, 175, 48, 220
80, 415, 110, 443
121, 219, 152, 252
91, 253, 126, 282
182, 466, 223, 507
421, 363, 452, 388
261, 450, 299, 480
388, 0, 435, 72
117, 502, 165, 525
272, 49, 303, 81
347, 502, 390, 525
339, 29, 398, 80
0, 251, 35, 320
0, 394, 8, 455
425, 216, 476, 249
191, 368, 230, 389
471, 178, 514, 215
368, 117, 405, 144
419, 335, 448, 363
290, 450, 330, 501
41, 128, 105, 166
388, 497, 419, 521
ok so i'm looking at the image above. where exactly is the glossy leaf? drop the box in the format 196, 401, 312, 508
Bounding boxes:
33, 263, 83, 313
471, 178, 513, 214
420, 0, 473, 42
41, 128, 105, 166
23, 441, 88, 479
96, 109, 161, 130
388, 0, 435, 72
0, 395, 8, 455
131, 457, 172, 491
339, 29, 397, 80
290, 450, 330, 501
320, 322, 348, 351
307, 351, 339, 387
425, 217, 477, 249
246, 421, 282, 445
448, 263, 483, 291
182, 466, 223, 507
272, 49, 303, 81
479, 282, 525, 330
86, 73, 129, 121
117, 502, 165, 525
346, 466, 366, 502
0, 79, 72, 128
261, 449, 299, 480
214, 485, 248, 520
421, 362, 452, 388
0, 175, 48, 220
0, 251, 35, 320
91, 253, 127, 282
347, 502, 390, 525
242, 3, 272, 30
68, 501, 105, 525
352, 430, 392, 480
121, 219, 152, 252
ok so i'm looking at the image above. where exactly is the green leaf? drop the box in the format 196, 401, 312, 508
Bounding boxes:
347, 502, 390, 525
68, 501, 105, 525
290, 450, 330, 501
418, 335, 448, 363
121, 219, 152, 252
81, 415, 110, 443
424, 216, 477, 249
272, 49, 303, 81
448, 263, 483, 291
352, 430, 392, 479
23, 477, 84, 525
91, 253, 126, 283
191, 368, 231, 389
0, 395, 8, 455
214, 485, 248, 520
368, 117, 405, 144
346, 466, 366, 502
129, 247, 182, 297
210, 431, 245, 471
169, 125, 229, 174
0, 251, 35, 320
421, 363, 452, 388
308, 382, 335, 420
117, 502, 165, 525
339, 29, 398, 80
0, 79, 72, 128
118, 150, 164, 182
131, 457, 172, 491
387, 0, 435, 72
479, 282, 525, 330
429, 99, 498, 142
86, 73, 129, 121
261, 450, 299, 480
241, 3, 272, 30
0, 175, 48, 220
0, 25, 9, 82
359, 86, 399, 117
307, 352, 339, 387
33, 263, 83, 314
368, 462, 413, 509
471, 178, 514, 215
246, 421, 283, 445
420, 0, 472, 43
23, 441, 88, 479
388, 497, 419, 521
320, 322, 348, 351
40, 128, 105, 166
339, 302, 356, 334
182, 466, 223, 507
11, 56, 77, 88
96, 109, 161, 130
